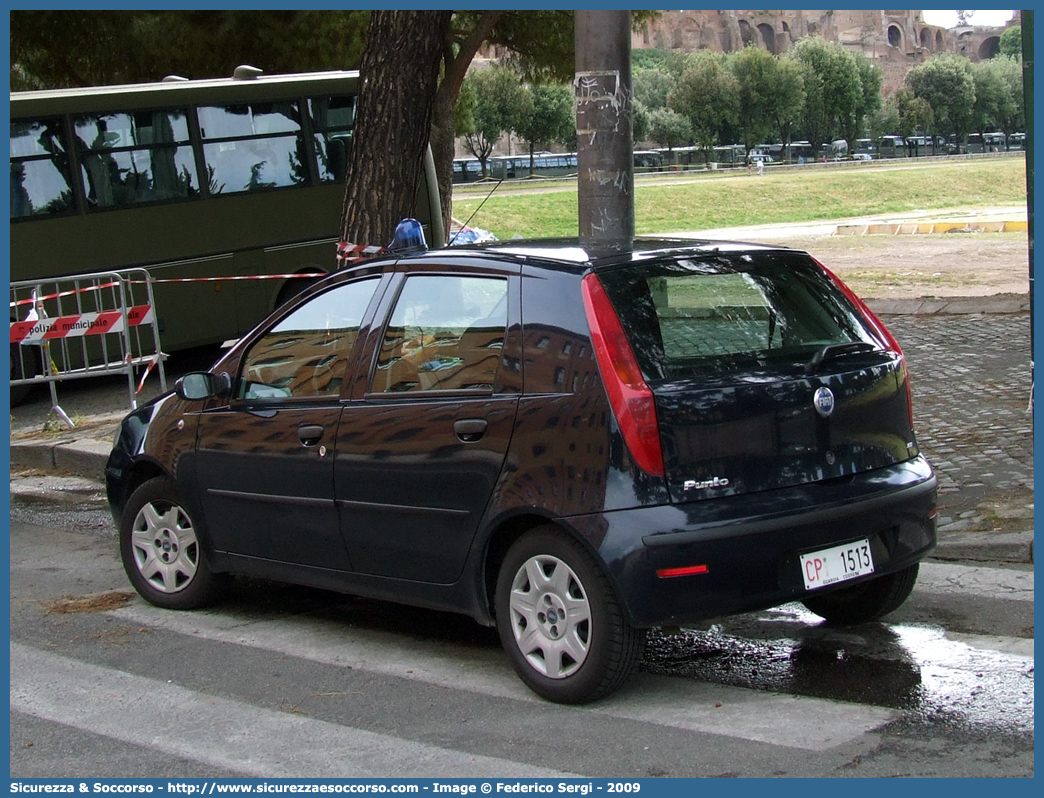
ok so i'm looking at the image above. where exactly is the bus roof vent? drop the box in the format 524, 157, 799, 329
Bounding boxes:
162, 75, 190, 82
233, 65, 263, 81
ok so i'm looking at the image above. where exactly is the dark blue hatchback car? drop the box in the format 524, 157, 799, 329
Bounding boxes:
106, 238, 937, 704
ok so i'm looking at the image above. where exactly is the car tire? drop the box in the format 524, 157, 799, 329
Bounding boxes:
495, 526, 645, 704
119, 477, 228, 610
801, 563, 919, 625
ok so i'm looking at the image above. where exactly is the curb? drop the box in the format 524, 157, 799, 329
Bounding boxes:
10, 437, 109, 481
836, 220, 1028, 236
867, 293, 1030, 316
930, 529, 1035, 565
9, 434, 1033, 566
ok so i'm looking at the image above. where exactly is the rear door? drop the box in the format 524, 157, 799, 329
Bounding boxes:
596, 251, 919, 504
333, 260, 523, 583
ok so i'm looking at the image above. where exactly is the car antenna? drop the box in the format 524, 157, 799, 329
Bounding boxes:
449, 179, 503, 246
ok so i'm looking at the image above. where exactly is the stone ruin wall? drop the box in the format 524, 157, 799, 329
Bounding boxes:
632, 10, 1019, 96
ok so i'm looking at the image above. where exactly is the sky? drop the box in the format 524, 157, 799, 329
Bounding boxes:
920, 9, 1016, 28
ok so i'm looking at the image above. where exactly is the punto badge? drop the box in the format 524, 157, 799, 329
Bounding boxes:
813, 386, 836, 418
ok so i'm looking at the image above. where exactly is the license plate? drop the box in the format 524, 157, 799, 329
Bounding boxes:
800, 539, 874, 590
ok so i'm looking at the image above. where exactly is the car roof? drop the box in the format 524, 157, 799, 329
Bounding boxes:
401, 237, 793, 271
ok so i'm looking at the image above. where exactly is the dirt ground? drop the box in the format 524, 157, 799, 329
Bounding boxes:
674, 200, 1030, 301
779, 231, 1031, 300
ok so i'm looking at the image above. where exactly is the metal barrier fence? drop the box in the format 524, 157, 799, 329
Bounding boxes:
10, 268, 167, 426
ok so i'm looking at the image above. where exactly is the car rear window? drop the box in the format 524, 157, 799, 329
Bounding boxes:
596, 252, 881, 380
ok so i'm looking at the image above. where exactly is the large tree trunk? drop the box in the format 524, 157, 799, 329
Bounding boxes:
428, 11, 503, 240
339, 10, 452, 252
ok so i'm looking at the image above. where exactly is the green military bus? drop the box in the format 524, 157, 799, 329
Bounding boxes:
10, 67, 444, 398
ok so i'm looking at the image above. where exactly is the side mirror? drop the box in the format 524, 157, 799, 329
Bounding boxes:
175, 371, 231, 401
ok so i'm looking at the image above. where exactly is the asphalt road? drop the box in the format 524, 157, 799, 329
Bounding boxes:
8, 499, 1035, 778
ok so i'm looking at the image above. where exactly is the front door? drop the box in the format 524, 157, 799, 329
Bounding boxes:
195, 276, 382, 570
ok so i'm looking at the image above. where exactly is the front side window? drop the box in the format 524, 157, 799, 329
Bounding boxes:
198, 101, 307, 194
11, 117, 75, 219
74, 109, 199, 210
372, 274, 508, 394
238, 278, 379, 400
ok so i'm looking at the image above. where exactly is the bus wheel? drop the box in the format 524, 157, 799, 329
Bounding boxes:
275, 271, 324, 307
10, 343, 39, 406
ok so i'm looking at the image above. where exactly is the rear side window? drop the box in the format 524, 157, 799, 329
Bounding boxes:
371, 274, 508, 394
597, 253, 880, 379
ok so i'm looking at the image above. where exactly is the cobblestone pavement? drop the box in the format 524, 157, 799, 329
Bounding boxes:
884, 311, 1034, 533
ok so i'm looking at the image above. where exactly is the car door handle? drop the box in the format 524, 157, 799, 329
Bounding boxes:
297, 424, 325, 447
453, 419, 488, 443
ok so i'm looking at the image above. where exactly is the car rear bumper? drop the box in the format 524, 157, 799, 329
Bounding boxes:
568, 456, 937, 627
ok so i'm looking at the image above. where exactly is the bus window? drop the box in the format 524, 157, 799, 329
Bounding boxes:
309, 94, 355, 183
198, 101, 307, 193
10, 118, 76, 219
73, 109, 199, 210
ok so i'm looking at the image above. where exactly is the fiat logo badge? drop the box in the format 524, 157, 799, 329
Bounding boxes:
813, 387, 836, 418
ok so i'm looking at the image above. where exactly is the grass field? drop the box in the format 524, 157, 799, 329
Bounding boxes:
452, 156, 1027, 240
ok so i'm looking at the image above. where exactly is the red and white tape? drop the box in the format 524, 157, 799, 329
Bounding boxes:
12, 241, 385, 309
9, 280, 123, 310
10, 305, 154, 344
336, 240, 385, 268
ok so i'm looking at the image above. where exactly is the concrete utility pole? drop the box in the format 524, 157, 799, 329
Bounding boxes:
574, 10, 634, 251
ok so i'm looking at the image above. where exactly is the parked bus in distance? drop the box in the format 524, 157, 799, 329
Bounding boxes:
486, 152, 579, 180
452, 156, 486, 184
877, 135, 908, 159
10, 68, 445, 396
854, 138, 877, 158
633, 149, 664, 171
787, 141, 816, 164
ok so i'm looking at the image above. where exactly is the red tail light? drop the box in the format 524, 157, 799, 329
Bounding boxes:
581, 273, 666, 478
814, 257, 902, 355
814, 257, 916, 428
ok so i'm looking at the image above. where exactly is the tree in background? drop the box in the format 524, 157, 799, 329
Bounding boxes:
339, 10, 452, 249
633, 67, 676, 112
992, 56, 1026, 145
512, 83, 576, 176
646, 108, 692, 154
728, 46, 782, 161
846, 53, 883, 145
875, 86, 934, 142
10, 10, 369, 90
769, 56, 805, 159
905, 53, 976, 143
790, 36, 862, 156
632, 101, 650, 145
999, 25, 1023, 59
971, 56, 1024, 146
669, 51, 739, 165
459, 65, 527, 177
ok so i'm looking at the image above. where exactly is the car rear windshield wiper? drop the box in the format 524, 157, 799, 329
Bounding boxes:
804, 341, 878, 373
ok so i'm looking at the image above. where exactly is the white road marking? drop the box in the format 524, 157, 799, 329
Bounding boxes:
10, 642, 580, 779
109, 602, 898, 750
